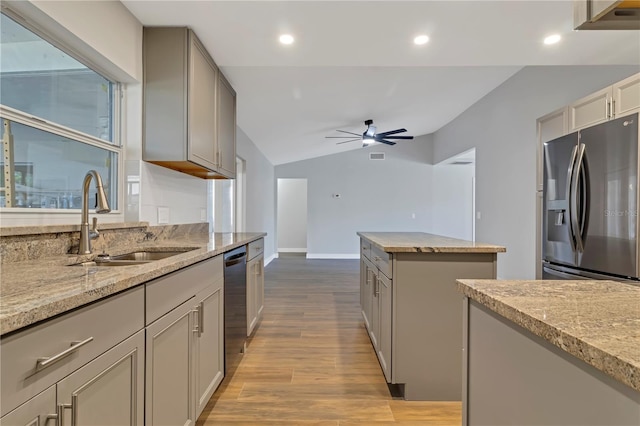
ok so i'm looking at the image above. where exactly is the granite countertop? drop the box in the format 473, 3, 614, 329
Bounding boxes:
0, 232, 266, 336
358, 232, 506, 253
457, 279, 640, 392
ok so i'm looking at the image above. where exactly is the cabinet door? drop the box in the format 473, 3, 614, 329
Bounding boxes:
536, 107, 568, 191
570, 86, 611, 131
0, 386, 56, 426
377, 272, 392, 383
256, 254, 264, 321
194, 281, 224, 418
217, 73, 236, 178
246, 256, 258, 336
56, 330, 144, 426
146, 300, 195, 426
189, 33, 218, 170
361, 258, 375, 332
613, 72, 640, 118
369, 269, 380, 350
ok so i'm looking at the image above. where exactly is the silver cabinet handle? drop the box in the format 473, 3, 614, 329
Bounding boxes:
57, 397, 77, 426
36, 337, 94, 372
199, 301, 204, 335
193, 305, 200, 335
376, 277, 381, 296
46, 413, 60, 426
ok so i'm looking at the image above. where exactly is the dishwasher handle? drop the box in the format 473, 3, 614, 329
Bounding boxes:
225, 252, 246, 267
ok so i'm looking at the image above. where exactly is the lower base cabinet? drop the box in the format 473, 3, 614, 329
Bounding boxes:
246, 253, 264, 337
1, 330, 145, 426
145, 300, 196, 426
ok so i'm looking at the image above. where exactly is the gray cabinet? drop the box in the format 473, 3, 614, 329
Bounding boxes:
377, 271, 392, 383
145, 299, 196, 426
216, 73, 237, 178
143, 27, 236, 179
0, 288, 144, 426
247, 239, 264, 337
144, 255, 224, 425
194, 280, 224, 418
57, 330, 144, 426
0, 386, 56, 426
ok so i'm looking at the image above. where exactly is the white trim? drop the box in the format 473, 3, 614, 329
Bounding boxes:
306, 253, 360, 259
278, 248, 307, 253
265, 253, 278, 266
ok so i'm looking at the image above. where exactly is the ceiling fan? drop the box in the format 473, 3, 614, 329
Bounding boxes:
325, 119, 414, 146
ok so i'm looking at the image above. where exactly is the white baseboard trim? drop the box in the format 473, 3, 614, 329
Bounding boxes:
265, 253, 278, 266
306, 253, 360, 259
278, 248, 307, 253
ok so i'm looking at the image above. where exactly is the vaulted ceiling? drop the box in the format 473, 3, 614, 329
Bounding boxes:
122, 1, 640, 165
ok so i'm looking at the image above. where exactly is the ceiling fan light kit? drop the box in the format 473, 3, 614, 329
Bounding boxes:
326, 119, 414, 147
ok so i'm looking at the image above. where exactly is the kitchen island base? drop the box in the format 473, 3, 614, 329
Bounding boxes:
358, 232, 505, 401
463, 299, 640, 426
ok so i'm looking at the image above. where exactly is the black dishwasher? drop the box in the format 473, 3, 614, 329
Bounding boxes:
223, 246, 247, 376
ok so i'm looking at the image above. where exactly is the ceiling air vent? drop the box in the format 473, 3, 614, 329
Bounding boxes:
369, 152, 385, 160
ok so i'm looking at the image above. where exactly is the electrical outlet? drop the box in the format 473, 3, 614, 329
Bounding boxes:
200, 209, 206, 222
476, 211, 482, 220
411, 213, 416, 219
158, 207, 170, 224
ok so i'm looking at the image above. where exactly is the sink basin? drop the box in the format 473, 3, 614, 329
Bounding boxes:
70, 248, 198, 267
109, 250, 195, 261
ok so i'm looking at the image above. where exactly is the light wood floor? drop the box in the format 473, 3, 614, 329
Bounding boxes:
197, 257, 461, 425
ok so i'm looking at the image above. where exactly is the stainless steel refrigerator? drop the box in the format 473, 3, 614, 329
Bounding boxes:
542, 112, 640, 281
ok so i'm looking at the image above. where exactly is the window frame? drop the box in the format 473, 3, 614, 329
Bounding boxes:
0, 9, 124, 216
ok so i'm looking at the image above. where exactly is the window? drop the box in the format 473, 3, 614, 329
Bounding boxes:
0, 12, 120, 210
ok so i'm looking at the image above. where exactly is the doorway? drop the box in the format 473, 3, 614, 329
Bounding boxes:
433, 149, 476, 241
277, 178, 308, 255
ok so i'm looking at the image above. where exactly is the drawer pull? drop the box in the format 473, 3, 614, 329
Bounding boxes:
36, 337, 94, 371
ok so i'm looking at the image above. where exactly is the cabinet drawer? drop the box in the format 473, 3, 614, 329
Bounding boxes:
0, 286, 144, 417
361, 240, 371, 260
146, 255, 222, 325
371, 246, 392, 278
247, 238, 264, 261
0, 384, 56, 426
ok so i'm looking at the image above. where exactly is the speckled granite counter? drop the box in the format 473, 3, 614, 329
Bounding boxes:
457, 279, 640, 392
1, 231, 266, 336
357, 232, 506, 253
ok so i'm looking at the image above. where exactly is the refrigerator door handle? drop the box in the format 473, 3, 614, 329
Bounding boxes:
566, 144, 579, 253
570, 143, 586, 253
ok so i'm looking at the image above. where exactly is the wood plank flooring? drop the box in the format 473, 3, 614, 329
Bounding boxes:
196, 257, 461, 425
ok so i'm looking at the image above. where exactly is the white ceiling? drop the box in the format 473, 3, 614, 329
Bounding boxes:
122, 0, 640, 165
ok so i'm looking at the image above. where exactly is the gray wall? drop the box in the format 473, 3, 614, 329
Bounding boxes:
432, 162, 475, 241
236, 127, 277, 262
433, 65, 640, 279
276, 135, 434, 257
277, 178, 308, 251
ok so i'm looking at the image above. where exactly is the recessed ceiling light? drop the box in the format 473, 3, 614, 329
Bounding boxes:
414, 35, 429, 45
279, 34, 294, 45
543, 34, 561, 45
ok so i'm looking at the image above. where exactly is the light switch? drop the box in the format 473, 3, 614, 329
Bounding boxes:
200, 208, 206, 222
158, 207, 170, 224
476, 211, 482, 220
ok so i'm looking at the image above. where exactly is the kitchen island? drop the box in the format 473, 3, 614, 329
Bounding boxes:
457, 279, 640, 426
357, 232, 505, 400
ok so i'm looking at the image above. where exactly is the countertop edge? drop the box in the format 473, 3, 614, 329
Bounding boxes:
456, 280, 640, 392
1, 233, 266, 336
358, 232, 506, 254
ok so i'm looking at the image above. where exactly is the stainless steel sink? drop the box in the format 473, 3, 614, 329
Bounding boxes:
71, 248, 198, 267
109, 250, 194, 261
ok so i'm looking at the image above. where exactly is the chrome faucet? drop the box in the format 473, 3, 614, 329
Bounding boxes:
79, 170, 111, 254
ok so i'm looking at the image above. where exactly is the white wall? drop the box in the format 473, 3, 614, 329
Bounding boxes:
277, 179, 308, 251
276, 135, 434, 257
432, 163, 475, 241
433, 65, 640, 279
236, 128, 277, 263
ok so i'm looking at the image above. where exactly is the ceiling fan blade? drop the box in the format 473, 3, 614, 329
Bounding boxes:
380, 140, 397, 146
325, 136, 362, 139
377, 128, 407, 136
336, 138, 361, 144
336, 130, 362, 136
379, 135, 414, 140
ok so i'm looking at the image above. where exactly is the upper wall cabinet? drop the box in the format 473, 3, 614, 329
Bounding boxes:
574, 0, 640, 30
569, 72, 640, 132
143, 27, 236, 179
